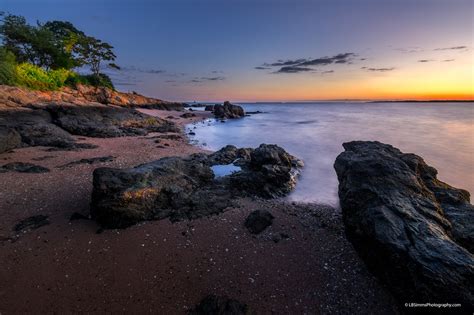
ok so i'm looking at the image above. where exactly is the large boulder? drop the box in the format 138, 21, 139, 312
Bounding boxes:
213, 101, 245, 119
334, 141, 473, 308
0, 109, 77, 149
91, 144, 302, 228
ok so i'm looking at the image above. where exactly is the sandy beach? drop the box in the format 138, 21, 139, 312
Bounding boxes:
0, 108, 398, 314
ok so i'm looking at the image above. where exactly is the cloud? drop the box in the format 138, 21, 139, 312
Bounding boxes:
121, 66, 166, 74
260, 52, 357, 74
322, 70, 334, 74
200, 76, 225, 81
366, 67, 395, 72
434, 46, 467, 51
442, 59, 455, 62
264, 58, 308, 67
189, 76, 226, 83
418, 59, 433, 63
298, 53, 356, 66
394, 47, 423, 53
275, 66, 313, 73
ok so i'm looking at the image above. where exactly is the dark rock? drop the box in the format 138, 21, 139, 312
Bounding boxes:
45, 143, 99, 152
58, 156, 114, 169
0, 126, 21, 153
228, 144, 303, 198
213, 101, 245, 119
45, 104, 178, 137
180, 112, 196, 118
155, 134, 183, 141
188, 131, 196, 136
91, 144, 302, 228
14, 215, 49, 232
0, 162, 50, 173
0, 109, 77, 148
244, 210, 274, 234
204, 105, 214, 111
32, 155, 56, 161
246, 111, 263, 115
334, 141, 474, 308
70, 212, 90, 221
189, 295, 249, 315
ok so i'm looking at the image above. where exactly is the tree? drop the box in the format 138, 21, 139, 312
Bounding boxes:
77, 36, 118, 77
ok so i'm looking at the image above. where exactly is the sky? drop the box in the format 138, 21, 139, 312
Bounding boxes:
2, 0, 473, 102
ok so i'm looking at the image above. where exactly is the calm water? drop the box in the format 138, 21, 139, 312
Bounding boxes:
186, 102, 474, 206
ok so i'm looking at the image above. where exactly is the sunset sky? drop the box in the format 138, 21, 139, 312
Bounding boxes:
3, 0, 473, 101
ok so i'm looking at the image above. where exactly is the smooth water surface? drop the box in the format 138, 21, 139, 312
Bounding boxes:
187, 102, 474, 206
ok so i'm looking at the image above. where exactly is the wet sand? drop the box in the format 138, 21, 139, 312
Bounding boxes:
0, 109, 398, 314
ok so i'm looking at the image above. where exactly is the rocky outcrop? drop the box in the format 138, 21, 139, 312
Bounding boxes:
43, 103, 178, 137
0, 85, 181, 153
334, 141, 474, 308
213, 101, 245, 119
204, 105, 214, 111
0, 104, 178, 153
0, 84, 184, 111
189, 295, 249, 315
91, 144, 302, 228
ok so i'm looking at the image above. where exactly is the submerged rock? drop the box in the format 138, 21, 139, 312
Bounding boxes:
91, 144, 302, 228
244, 210, 274, 234
189, 295, 249, 315
213, 101, 245, 119
334, 141, 474, 308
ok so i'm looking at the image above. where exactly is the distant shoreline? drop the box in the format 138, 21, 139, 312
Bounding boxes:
186, 100, 473, 105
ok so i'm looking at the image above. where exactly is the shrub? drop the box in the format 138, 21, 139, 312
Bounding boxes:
65, 73, 114, 90
0, 47, 19, 85
15, 62, 74, 90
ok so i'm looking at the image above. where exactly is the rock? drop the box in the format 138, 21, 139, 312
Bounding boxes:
57, 156, 115, 169
0, 109, 77, 148
14, 215, 50, 232
213, 101, 245, 119
0, 162, 50, 173
0, 126, 21, 153
180, 112, 196, 118
244, 210, 274, 234
91, 144, 302, 228
334, 141, 474, 308
228, 144, 303, 198
0, 84, 184, 111
45, 104, 178, 137
204, 105, 214, 111
189, 295, 249, 315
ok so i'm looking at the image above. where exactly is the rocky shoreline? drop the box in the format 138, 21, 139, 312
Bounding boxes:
1, 85, 471, 313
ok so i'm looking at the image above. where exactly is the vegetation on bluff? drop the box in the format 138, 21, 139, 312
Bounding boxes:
0, 12, 117, 90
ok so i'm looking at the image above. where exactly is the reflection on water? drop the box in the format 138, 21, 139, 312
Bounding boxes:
187, 102, 474, 206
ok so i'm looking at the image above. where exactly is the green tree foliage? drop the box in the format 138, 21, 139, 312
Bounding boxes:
0, 12, 118, 89
77, 36, 119, 77
0, 46, 19, 85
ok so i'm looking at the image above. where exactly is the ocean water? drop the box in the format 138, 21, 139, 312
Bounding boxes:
186, 102, 474, 206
